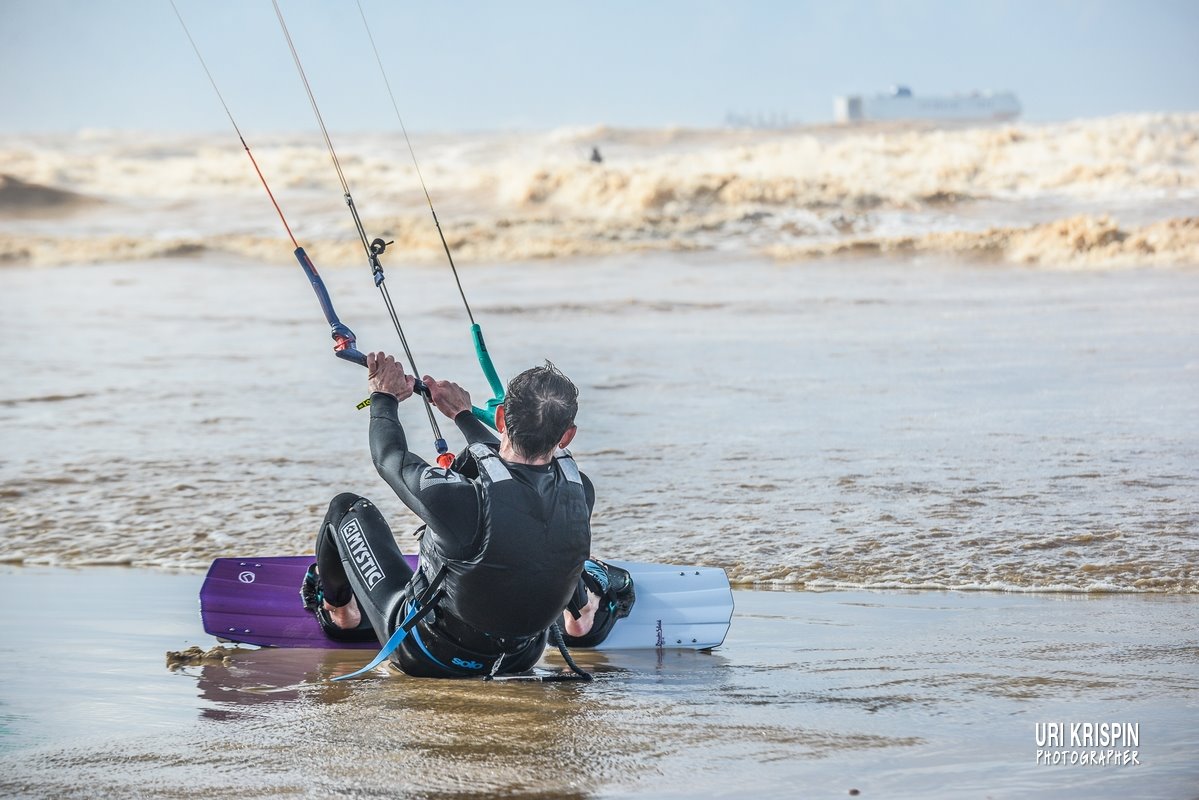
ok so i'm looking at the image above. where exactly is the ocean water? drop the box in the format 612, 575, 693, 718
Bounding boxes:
0, 116, 1197, 592
1, 250, 1195, 592
1, 116, 1198, 798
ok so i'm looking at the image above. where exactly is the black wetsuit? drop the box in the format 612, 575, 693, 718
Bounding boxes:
316, 393, 594, 678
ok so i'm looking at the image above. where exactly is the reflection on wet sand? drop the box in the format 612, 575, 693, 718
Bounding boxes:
188, 647, 362, 720
169, 628, 927, 797
174, 646, 738, 797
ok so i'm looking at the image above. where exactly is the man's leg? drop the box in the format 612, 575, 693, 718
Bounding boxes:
315, 493, 414, 642
315, 493, 363, 628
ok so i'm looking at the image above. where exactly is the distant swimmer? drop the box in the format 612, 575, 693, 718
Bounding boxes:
590, 146, 603, 164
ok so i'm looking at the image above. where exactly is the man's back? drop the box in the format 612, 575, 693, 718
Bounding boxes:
369, 395, 594, 642
419, 444, 591, 638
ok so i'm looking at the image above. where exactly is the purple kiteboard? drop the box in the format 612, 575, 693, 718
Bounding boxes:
200, 555, 733, 651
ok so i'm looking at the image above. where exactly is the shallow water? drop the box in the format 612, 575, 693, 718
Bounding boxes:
0, 567, 1195, 799
1, 254, 1197, 591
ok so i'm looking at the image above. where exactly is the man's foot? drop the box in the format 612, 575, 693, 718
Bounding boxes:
563, 588, 600, 637
562, 558, 617, 635
300, 563, 376, 642
561, 558, 636, 648
324, 596, 361, 630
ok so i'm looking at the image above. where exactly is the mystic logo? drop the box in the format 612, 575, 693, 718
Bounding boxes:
1035, 722, 1140, 766
340, 518, 385, 589
452, 657, 484, 670
238, 571, 255, 584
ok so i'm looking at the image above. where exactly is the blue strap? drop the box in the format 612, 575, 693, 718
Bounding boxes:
409, 621, 461, 673
330, 603, 421, 682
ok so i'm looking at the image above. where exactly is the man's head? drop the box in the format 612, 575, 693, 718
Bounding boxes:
499, 361, 579, 460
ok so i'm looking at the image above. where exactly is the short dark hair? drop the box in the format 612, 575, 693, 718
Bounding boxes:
503, 361, 579, 458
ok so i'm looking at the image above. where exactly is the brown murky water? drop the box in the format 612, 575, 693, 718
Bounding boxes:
2, 244, 1197, 798
3, 116, 1197, 798
2, 254, 1196, 591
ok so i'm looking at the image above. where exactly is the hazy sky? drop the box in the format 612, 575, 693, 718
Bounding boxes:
1, 0, 1197, 134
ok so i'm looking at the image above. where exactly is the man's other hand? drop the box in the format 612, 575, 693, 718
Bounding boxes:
422, 375, 472, 419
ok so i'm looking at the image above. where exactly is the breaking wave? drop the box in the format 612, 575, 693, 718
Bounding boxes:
766, 215, 1199, 268
1, 113, 1197, 267
0, 174, 98, 211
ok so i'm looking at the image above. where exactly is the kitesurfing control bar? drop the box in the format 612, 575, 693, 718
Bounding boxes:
293, 247, 366, 365
171, 1, 377, 372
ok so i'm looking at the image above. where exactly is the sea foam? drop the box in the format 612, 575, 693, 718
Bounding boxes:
1, 114, 1196, 268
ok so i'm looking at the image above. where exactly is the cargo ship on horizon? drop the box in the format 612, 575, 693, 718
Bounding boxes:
835, 85, 1021, 123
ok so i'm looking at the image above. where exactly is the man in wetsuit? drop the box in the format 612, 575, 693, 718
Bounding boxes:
309, 352, 602, 678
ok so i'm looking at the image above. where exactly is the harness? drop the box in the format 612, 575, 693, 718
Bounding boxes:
470, 441, 584, 485
418, 443, 589, 640
336, 445, 589, 680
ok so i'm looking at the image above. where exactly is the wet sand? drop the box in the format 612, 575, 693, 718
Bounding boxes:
0, 566, 1195, 799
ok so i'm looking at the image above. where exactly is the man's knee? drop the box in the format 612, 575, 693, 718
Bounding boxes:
327, 492, 365, 522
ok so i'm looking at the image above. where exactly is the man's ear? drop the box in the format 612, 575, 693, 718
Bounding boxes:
495, 404, 506, 433
558, 425, 577, 449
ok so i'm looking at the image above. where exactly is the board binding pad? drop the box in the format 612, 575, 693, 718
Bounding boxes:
200, 555, 732, 651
